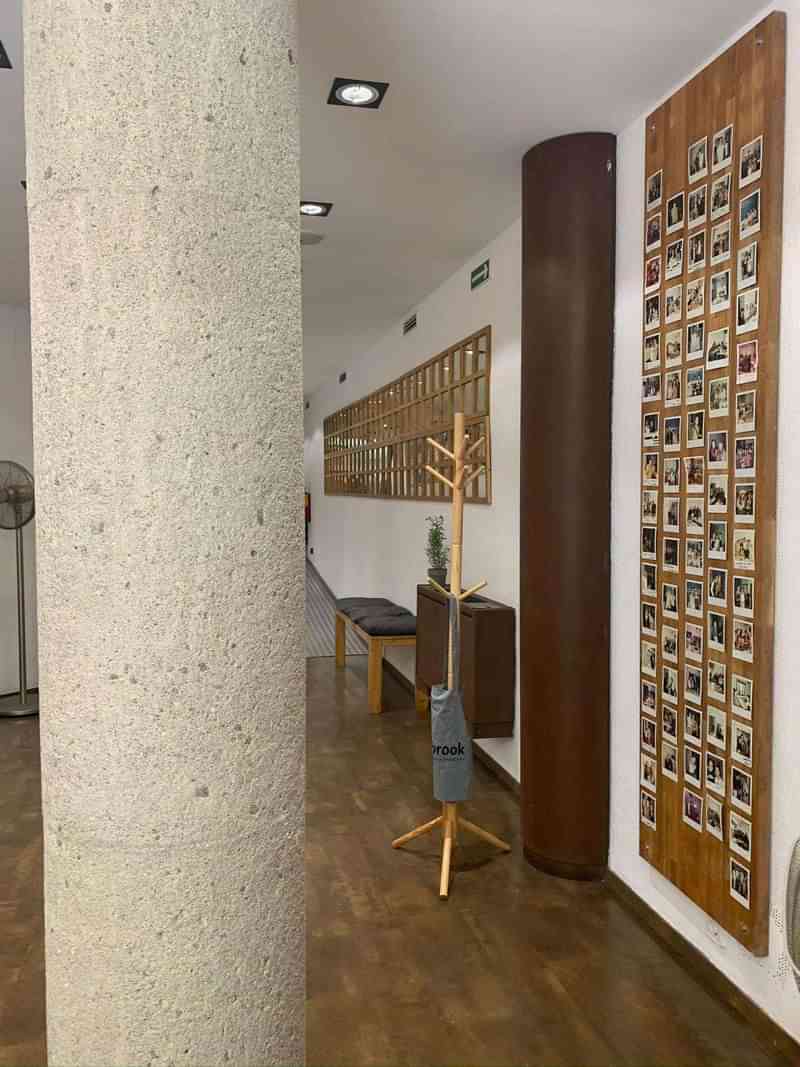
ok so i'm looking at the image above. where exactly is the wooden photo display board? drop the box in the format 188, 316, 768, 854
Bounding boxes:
638, 13, 785, 954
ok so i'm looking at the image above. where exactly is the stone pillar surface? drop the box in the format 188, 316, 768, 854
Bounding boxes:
23, 2, 304, 1063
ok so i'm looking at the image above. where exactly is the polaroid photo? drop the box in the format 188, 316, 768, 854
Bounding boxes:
663, 457, 680, 491
642, 373, 661, 403
663, 536, 679, 572
685, 578, 703, 618
708, 519, 727, 560
662, 623, 678, 663
641, 751, 657, 792
730, 812, 752, 862
731, 765, 753, 814
732, 673, 753, 719
643, 333, 661, 372
686, 276, 705, 318
709, 268, 731, 313
642, 562, 657, 597
740, 188, 761, 240
736, 340, 758, 384
708, 377, 729, 419
641, 489, 658, 525
642, 679, 657, 715
686, 498, 704, 534
706, 751, 726, 798
733, 575, 754, 618
664, 415, 681, 452
708, 568, 727, 607
685, 705, 703, 747
663, 702, 678, 741
646, 213, 662, 253
685, 538, 704, 576
647, 168, 664, 208
663, 496, 680, 533
707, 326, 729, 370
664, 370, 681, 407
665, 284, 683, 324
732, 720, 753, 770
662, 581, 678, 620
730, 856, 751, 910
666, 191, 685, 234
684, 457, 704, 494
683, 787, 704, 832
688, 230, 706, 273
645, 293, 661, 330
735, 436, 756, 478
739, 134, 763, 189
710, 172, 731, 221
643, 411, 660, 447
665, 329, 682, 366
688, 185, 707, 229
735, 482, 755, 524
686, 620, 704, 662
708, 611, 727, 655
685, 663, 702, 706
687, 409, 704, 449
710, 219, 731, 265
642, 600, 657, 636
689, 136, 708, 183
733, 528, 755, 571
708, 474, 728, 514
641, 789, 657, 830
733, 618, 754, 663
662, 740, 678, 782
687, 321, 705, 361
735, 390, 756, 433
737, 287, 759, 335
737, 240, 757, 290
663, 665, 679, 705
641, 525, 657, 560
706, 796, 724, 842
712, 123, 734, 173
708, 658, 727, 704
707, 429, 728, 470
665, 238, 684, 280
643, 452, 659, 486
641, 640, 657, 679
686, 366, 704, 404
645, 255, 662, 295
708, 705, 727, 750
684, 747, 702, 790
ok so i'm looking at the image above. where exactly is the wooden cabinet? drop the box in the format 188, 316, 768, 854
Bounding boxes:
415, 584, 515, 739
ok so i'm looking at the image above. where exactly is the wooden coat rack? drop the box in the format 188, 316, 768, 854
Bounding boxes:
392, 411, 511, 898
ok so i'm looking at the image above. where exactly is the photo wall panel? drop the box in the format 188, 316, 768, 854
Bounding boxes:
638, 13, 785, 955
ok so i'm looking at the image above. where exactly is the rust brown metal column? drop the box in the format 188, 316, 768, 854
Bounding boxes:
520, 133, 615, 880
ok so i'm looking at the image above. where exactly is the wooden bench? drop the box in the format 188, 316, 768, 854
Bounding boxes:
334, 598, 417, 714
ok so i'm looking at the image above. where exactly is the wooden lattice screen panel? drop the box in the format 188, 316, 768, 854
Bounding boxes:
638, 13, 785, 955
323, 326, 492, 504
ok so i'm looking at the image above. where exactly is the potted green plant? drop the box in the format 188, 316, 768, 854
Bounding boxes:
425, 515, 448, 587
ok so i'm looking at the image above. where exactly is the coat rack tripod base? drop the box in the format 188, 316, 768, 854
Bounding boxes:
391, 412, 510, 899
0, 525, 39, 719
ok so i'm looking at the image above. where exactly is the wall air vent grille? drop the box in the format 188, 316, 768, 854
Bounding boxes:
403, 313, 417, 336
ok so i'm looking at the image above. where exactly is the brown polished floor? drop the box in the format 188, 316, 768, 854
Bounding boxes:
307, 657, 785, 1067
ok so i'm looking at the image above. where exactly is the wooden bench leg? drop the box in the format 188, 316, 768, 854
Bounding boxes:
335, 614, 346, 668
415, 684, 430, 718
367, 639, 384, 714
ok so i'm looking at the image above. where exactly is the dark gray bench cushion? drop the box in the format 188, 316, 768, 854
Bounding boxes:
336, 596, 416, 636
336, 597, 394, 616
358, 613, 416, 637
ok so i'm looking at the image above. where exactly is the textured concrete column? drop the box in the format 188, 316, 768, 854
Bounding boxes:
23, 3, 304, 1064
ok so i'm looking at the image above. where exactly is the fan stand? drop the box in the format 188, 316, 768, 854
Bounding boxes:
1, 507, 38, 718
391, 411, 510, 898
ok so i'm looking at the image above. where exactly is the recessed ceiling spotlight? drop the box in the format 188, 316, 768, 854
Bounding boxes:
300, 201, 333, 217
328, 77, 389, 110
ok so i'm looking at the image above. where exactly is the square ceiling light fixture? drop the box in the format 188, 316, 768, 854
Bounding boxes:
328, 78, 389, 109
300, 201, 333, 218
0, 40, 12, 69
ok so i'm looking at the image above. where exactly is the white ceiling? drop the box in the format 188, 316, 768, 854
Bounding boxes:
1, 1, 766, 390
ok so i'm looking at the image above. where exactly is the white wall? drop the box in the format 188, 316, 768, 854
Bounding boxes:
305, 219, 522, 779
610, 3, 800, 1044
0, 303, 37, 694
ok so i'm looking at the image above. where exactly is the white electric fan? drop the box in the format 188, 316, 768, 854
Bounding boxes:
0, 460, 38, 716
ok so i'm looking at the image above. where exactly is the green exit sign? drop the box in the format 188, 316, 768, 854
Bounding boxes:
470, 259, 490, 290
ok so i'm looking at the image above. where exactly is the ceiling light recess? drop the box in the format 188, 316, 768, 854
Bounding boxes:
328, 77, 389, 109
300, 201, 333, 218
